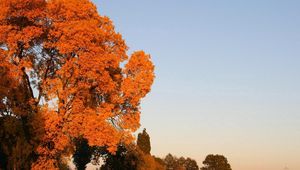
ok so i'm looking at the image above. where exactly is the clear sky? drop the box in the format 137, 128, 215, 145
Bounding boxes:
93, 1, 300, 170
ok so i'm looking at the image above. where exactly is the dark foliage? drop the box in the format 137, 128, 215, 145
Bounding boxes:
73, 138, 93, 170
164, 153, 199, 170
137, 128, 151, 155
100, 145, 138, 170
201, 154, 231, 170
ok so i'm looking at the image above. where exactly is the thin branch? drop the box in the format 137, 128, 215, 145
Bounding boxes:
37, 59, 51, 104
22, 67, 35, 99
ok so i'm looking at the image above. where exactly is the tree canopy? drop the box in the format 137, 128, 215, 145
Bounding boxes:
164, 153, 199, 170
0, 0, 154, 169
201, 154, 232, 170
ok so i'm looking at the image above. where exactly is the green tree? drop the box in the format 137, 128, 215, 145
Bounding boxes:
137, 128, 151, 155
201, 154, 231, 170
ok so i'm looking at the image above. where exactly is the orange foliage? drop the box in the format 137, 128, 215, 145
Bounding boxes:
0, 0, 154, 168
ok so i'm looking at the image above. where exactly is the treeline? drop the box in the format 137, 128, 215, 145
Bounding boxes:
69, 129, 232, 170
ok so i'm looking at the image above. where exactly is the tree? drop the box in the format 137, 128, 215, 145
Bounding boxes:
100, 145, 144, 170
164, 154, 183, 170
100, 136, 164, 170
0, 0, 154, 169
184, 157, 199, 170
153, 156, 165, 168
164, 154, 199, 170
137, 128, 151, 154
73, 138, 93, 170
201, 154, 232, 170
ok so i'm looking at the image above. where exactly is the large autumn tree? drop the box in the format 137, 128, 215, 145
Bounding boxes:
0, 0, 154, 169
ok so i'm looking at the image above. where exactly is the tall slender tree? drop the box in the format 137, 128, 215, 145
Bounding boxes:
137, 128, 151, 155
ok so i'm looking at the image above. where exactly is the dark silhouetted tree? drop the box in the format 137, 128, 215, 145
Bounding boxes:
73, 138, 93, 170
164, 154, 199, 170
184, 157, 199, 170
201, 154, 231, 170
164, 153, 183, 170
100, 145, 139, 170
137, 128, 151, 155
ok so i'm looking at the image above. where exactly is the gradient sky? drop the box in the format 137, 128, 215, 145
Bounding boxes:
92, 1, 300, 170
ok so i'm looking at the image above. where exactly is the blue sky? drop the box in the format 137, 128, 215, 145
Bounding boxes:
93, 1, 300, 169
